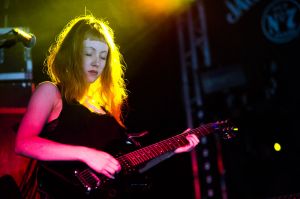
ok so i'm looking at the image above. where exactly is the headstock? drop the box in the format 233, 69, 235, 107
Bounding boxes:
212, 120, 238, 139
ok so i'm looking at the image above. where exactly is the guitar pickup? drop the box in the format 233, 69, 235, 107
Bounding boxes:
74, 169, 101, 193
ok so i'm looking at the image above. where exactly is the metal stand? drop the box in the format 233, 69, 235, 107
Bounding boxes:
176, 0, 227, 198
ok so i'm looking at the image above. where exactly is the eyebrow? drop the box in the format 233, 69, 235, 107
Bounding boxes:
84, 46, 108, 53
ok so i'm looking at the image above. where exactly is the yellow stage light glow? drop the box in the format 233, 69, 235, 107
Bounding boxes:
127, 0, 194, 18
274, 143, 281, 152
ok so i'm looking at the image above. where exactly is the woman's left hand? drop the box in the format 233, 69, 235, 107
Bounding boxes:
174, 132, 200, 154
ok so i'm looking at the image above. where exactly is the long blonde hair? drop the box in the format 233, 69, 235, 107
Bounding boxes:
45, 15, 127, 126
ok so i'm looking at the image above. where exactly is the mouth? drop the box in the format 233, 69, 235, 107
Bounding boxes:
88, 70, 98, 76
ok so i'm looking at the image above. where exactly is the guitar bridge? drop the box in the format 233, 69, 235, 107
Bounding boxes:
74, 169, 101, 193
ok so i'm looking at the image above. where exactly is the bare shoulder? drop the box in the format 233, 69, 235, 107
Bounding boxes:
34, 81, 60, 97
16, 82, 61, 137
28, 81, 61, 106
36, 81, 59, 92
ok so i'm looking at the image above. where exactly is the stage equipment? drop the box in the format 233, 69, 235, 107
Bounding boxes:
0, 27, 34, 114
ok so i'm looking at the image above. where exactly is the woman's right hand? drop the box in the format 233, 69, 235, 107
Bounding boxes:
80, 147, 121, 179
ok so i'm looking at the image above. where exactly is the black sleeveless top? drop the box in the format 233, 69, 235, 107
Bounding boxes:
37, 99, 131, 198
40, 99, 127, 151
37, 98, 150, 199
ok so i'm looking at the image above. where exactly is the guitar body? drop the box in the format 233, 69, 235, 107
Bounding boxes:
37, 162, 99, 199
37, 139, 152, 199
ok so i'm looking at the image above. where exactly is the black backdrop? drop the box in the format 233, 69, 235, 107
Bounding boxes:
203, 0, 300, 198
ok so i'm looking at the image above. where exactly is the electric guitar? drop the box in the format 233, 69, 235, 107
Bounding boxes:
37, 120, 237, 198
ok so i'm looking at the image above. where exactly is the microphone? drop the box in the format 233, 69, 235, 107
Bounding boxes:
0, 28, 36, 48
12, 28, 36, 48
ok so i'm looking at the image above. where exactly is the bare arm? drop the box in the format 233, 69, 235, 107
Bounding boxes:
15, 82, 120, 178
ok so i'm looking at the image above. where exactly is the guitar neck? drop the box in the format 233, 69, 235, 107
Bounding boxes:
117, 123, 215, 167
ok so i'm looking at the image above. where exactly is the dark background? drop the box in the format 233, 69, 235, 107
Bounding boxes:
1, 0, 300, 198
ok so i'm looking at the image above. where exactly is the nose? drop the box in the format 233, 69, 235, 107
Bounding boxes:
92, 57, 101, 67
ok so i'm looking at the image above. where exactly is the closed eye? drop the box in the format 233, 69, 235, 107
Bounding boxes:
100, 51, 107, 60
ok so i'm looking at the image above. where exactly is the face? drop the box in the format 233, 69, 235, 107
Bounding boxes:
82, 38, 109, 83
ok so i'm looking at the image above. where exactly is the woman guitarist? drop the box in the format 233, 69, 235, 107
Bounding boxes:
15, 14, 199, 198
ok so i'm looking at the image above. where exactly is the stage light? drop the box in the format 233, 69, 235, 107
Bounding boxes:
274, 142, 281, 152
125, 0, 194, 18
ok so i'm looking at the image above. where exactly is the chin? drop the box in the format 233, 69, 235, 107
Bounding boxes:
88, 79, 97, 84
86, 76, 99, 83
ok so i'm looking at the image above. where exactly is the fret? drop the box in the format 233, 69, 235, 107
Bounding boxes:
149, 144, 159, 156
131, 151, 145, 165
157, 142, 168, 152
126, 152, 139, 165
157, 143, 166, 153
152, 143, 166, 155
163, 139, 175, 151
177, 134, 188, 146
117, 156, 128, 165
136, 149, 150, 162
145, 148, 156, 159
169, 136, 182, 148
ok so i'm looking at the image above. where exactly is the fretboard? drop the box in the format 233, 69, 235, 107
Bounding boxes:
117, 123, 216, 167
